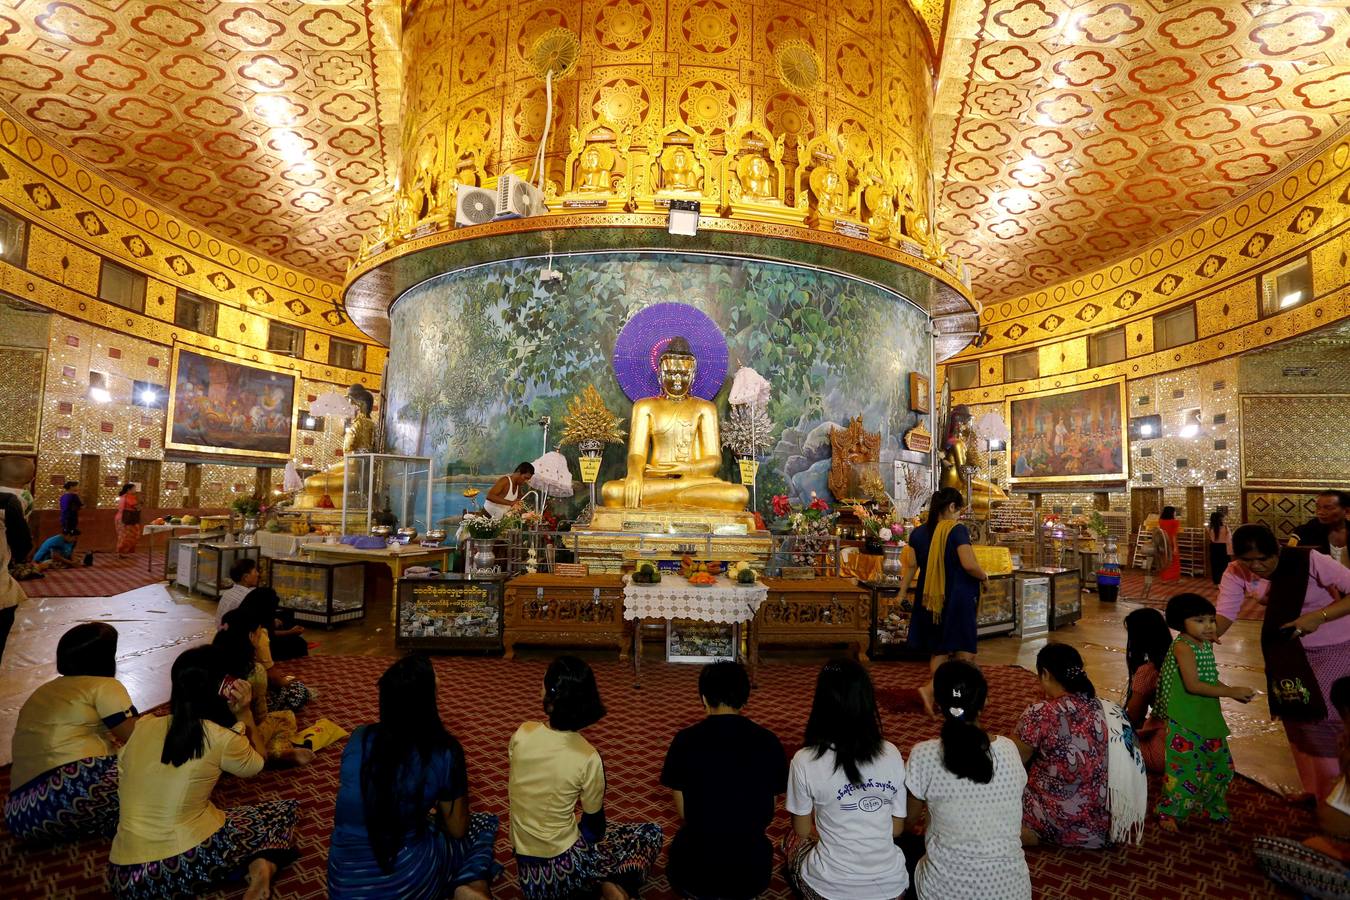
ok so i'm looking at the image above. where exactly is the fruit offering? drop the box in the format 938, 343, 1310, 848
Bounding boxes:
687, 571, 717, 586
632, 561, 662, 584
679, 555, 724, 579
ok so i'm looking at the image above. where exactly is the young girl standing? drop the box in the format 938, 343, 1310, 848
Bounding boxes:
1156, 593, 1257, 830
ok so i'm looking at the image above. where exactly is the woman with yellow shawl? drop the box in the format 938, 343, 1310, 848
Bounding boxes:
904, 488, 990, 712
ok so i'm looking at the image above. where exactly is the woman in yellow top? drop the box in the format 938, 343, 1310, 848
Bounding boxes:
108, 645, 298, 900
508, 655, 662, 899
5, 623, 137, 843
214, 608, 314, 767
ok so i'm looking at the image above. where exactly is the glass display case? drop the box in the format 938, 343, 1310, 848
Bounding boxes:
1014, 574, 1050, 638
194, 542, 260, 599
666, 622, 738, 664
976, 574, 1016, 637
1018, 566, 1081, 630
869, 582, 918, 660
271, 557, 366, 627
396, 574, 506, 652
167, 531, 222, 586
341, 453, 434, 536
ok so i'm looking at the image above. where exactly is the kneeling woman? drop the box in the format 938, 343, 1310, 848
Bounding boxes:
5, 623, 137, 843
328, 655, 500, 898
108, 646, 298, 900
509, 656, 662, 900
1015, 644, 1111, 848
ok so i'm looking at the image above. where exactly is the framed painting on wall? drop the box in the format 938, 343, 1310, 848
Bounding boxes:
165, 345, 298, 460
909, 372, 930, 412
1006, 379, 1127, 484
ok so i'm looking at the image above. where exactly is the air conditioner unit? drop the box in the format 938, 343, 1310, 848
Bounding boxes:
454, 184, 496, 227
496, 173, 546, 219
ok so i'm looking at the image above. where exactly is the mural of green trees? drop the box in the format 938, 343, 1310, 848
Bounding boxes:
383, 252, 931, 519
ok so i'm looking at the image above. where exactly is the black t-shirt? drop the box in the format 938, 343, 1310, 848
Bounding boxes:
660, 714, 788, 899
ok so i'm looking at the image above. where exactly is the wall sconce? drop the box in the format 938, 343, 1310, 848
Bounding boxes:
667, 199, 700, 236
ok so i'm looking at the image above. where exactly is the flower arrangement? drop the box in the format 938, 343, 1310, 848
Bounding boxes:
788, 493, 837, 536
850, 503, 906, 545
231, 496, 262, 518
462, 514, 500, 539
721, 403, 776, 457
1087, 510, 1110, 539
771, 494, 792, 518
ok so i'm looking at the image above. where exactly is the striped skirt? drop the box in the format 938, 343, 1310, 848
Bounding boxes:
328, 812, 500, 899
268, 679, 311, 714
107, 799, 298, 899
1283, 644, 1350, 757
516, 823, 663, 900
3, 755, 120, 844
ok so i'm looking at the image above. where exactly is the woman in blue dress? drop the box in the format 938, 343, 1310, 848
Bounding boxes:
905, 488, 990, 714
327, 654, 500, 899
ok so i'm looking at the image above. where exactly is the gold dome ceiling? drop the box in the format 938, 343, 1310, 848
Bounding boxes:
1, 0, 1345, 303
0, 0, 400, 285
934, 0, 1350, 303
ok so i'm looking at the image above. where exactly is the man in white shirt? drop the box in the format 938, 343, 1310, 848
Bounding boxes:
215, 557, 260, 627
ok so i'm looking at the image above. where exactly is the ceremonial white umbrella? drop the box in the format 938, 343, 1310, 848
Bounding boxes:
309, 390, 354, 417
728, 366, 771, 407
529, 451, 574, 514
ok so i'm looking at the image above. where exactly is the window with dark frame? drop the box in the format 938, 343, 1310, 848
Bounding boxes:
298, 410, 323, 431
329, 337, 365, 370
98, 260, 147, 313
1153, 305, 1196, 351
174, 291, 218, 335
1004, 348, 1039, 382
132, 380, 166, 409
0, 208, 25, 266
1088, 327, 1126, 368
1260, 256, 1312, 316
268, 321, 304, 356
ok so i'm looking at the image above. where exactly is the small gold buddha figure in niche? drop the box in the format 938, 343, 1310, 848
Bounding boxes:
737, 154, 775, 201
293, 384, 377, 510
865, 180, 897, 236
600, 337, 748, 512
660, 146, 700, 192
810, 163, 852, 219
578, 145, 615, 191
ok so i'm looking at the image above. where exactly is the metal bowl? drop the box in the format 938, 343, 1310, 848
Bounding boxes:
423, 529, 446, 543
370, 525, 393, 537
397, 527, 419, 542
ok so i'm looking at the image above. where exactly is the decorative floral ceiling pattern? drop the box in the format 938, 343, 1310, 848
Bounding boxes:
934, 0, 1350, 304
0, 0, 399, 284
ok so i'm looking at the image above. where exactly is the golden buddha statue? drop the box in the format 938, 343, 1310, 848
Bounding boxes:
600, 337, 748, 512
810, 163, 852, 220
292, 384, 377, 510
939, 405, 1007, 515
738, 154, 774, 200
661, 146, 699, 192
578, 146, 613, 191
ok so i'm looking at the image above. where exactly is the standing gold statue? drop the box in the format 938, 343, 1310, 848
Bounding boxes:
293, 384, 376, 509
600, 337, 748, 511
939, 404, 1007, 514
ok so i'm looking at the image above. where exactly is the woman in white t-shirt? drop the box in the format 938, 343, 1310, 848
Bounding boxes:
785, 659, 907, 900
905, 661, 1030, 900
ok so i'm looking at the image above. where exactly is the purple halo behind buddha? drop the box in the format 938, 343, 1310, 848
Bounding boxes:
612, 302, 728, 402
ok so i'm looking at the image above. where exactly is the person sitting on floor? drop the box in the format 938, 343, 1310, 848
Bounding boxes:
906, 660, 1030, 899
4, 623, 137, 843
660, 660, 787, 900
33, 530, 82, 571
212, 609, 313, 768
217, 557, 261, 626
108, 645, 299, 900
1123, 607, 1172, 773
508, 655, 662, 900
328, 654, 500, 899
1015, 643, 1111, 848
1255, 675, 1350, 898
236, 588, 314, 713
785, 658, 908, 900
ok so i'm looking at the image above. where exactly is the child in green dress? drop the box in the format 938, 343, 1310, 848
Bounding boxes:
1156, 593, 1258, 830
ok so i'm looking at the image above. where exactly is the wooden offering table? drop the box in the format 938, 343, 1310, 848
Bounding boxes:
502, 573, 629, 661
756, 577, 871, 665
623, 574, 769, 687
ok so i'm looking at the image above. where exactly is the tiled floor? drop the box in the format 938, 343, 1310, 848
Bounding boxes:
0, 576, 1300, 793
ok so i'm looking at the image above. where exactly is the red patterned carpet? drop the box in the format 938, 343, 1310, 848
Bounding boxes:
1, 656, 1308, 899
18, 552, 166, 599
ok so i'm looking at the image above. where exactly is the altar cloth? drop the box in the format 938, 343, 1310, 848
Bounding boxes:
622, 574, 768, 623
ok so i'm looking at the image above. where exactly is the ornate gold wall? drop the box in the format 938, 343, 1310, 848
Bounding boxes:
362, 0, 944, 268
942, 130, 1350, 405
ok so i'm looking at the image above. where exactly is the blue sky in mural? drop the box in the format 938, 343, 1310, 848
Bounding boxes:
383, 252, 930, 518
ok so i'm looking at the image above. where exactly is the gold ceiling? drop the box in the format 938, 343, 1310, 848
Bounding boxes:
0, 0, 400, 284
934, 0, 1350, 304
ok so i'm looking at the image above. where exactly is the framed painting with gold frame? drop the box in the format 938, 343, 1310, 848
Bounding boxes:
908, 372, 930, 413
165, 344, 298, 460
1006, 379, 1127, 485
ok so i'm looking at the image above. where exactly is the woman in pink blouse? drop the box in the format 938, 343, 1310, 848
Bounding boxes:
113, 483, 141, 558
1218, 524, 1350, 801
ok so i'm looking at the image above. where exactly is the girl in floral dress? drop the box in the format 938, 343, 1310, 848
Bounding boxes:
1156, 593, 1257, 830
1014, 643, 1110, 848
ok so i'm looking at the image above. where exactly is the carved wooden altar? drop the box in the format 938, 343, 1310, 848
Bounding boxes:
502, 573, 631, 660
753, 577, 870, 667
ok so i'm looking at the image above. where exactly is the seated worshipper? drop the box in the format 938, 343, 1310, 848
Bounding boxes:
238, 588, 314, 713
33, 530, 81, 570
328, 654, 500, 899
660, 661, 788, 900
1255, 676, 1350, 899
212, 609, 312, 768
906, 661, 1030, 900
785, 659, 908, 900
5, 623, 137, 843
216, 557, 261, 626
1123, 607, 1172, 773
108, 645, 298, 900
509, 655, 662, 900
1015, 643, 1111, 848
